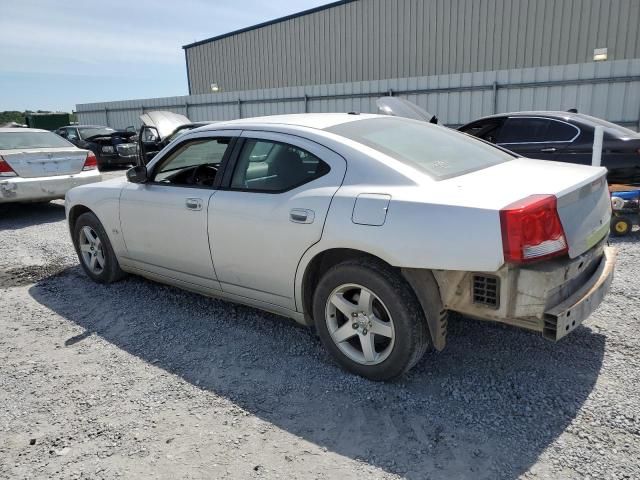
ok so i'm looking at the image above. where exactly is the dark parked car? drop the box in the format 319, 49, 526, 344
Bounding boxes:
55, 125, 137, 169
459, 112, 640, 185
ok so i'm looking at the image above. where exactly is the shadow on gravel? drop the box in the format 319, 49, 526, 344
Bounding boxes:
30, 266, 605, 479
0, 202, 66, 229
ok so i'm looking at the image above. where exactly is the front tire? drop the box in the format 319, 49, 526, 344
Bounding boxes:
313, 258, 430, 381
72, 212, 126, 283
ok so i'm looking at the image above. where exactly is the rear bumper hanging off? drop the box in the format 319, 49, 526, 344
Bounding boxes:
543, 246, 615, 340
432, 238, 615, 341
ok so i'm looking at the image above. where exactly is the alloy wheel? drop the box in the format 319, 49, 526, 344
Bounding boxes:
78, 226, 106, 275
325, 283, 395, 365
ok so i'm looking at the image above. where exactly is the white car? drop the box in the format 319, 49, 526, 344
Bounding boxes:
65, 114, 615, 380
0, 128, 101, 203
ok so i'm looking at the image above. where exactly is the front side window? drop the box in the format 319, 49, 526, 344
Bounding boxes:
231, 139, 330, 192
326, 117, 512, 180
153, 137, 230, 187
459, 119, 503, 143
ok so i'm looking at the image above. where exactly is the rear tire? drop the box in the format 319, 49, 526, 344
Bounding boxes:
313, 258, 430, 381
72, 212, 126, 283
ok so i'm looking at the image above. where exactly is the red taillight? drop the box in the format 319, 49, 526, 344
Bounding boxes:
0, 155, 17, 177
500, 194, 568, 263
83, 151, 98, 171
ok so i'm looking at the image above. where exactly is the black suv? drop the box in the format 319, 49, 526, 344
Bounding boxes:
459, 112, 640, 185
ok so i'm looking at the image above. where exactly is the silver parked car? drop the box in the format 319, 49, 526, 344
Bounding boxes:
65, 114, 615, 380
0, 128, 101, 203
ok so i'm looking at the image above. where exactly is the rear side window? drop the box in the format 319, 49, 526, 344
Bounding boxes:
231, 139, 330, 192
498, 118, 550, 143
546, 120, 579, 141
0, 131, 73, 149
498, 117, 578, 143
326, 117, 512, 180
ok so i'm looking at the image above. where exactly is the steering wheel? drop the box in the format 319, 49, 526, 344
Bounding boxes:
189, 164, 217, 186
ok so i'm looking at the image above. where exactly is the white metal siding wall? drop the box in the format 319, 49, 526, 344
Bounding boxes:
185, 0, 640, 95
76, 59, 640, 131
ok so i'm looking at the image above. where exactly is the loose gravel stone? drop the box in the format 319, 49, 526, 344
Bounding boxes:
1, 176, 639, 479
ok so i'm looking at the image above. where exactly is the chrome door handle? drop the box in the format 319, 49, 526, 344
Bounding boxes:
185, 198, 203, 211
290, 208, 315, 224
540, 147, 557, 153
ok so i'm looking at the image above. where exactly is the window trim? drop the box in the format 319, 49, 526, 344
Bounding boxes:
497, 116, 581, 145
221, 137, 331, 194
145, 135, 237, 190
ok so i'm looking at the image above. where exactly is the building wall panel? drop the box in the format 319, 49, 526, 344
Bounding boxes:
77, 59, 640, 132
184, 0, 640, 95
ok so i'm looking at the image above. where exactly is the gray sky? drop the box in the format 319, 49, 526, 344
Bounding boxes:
0, 0, 330, 112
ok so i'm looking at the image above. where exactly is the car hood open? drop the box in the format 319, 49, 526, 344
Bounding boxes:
139, 111, 191, 140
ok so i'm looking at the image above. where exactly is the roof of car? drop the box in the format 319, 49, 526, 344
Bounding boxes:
0, 127, 51, 133
478, 111, 582, 121
207, 113, 382, 130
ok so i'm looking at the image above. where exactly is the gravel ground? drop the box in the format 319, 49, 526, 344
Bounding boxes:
1, 172, 639, 479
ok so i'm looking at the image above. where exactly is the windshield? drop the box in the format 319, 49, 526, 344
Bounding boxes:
326, 117, 513, 180
0, 131, 74, 150
78, 127, 116, 139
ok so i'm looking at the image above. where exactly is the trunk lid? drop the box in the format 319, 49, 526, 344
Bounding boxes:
0, 148, 88, 178
439, 158, 611, 258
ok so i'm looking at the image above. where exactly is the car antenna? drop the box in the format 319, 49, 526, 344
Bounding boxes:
567, 108, 578, 113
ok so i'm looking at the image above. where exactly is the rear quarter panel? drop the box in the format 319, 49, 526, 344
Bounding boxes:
294, 185, 504, 310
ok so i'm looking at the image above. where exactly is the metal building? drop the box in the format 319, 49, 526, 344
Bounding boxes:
77, 0, 640, 130
184, 0, 640, 95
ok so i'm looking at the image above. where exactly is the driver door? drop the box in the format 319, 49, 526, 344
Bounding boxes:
118, 131, 239, 292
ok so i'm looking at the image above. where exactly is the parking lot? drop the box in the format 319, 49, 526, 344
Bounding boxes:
0, 168, 637, 480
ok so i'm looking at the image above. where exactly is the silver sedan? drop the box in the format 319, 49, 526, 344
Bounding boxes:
65, 114, 614, 380
0, 128, 101, 203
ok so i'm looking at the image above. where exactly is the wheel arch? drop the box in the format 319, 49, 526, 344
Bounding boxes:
68, 204, 94, 234
297, 247, 447, 350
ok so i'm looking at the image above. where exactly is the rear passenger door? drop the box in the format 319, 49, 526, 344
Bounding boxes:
208, 131, 346, 310
496, 117, 580, 161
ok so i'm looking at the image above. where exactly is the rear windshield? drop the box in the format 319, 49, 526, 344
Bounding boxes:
0, 131, 73, 150
326, 117, 513, 180
79, 127, 115, 139
578, 114, 640, 139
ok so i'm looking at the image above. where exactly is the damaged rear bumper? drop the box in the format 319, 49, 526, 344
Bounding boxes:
543, 246, 615, 340
0, 170, 102, 203
433, 239, 615, 342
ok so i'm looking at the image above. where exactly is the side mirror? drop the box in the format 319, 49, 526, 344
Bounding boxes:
126, 165, 148, 184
